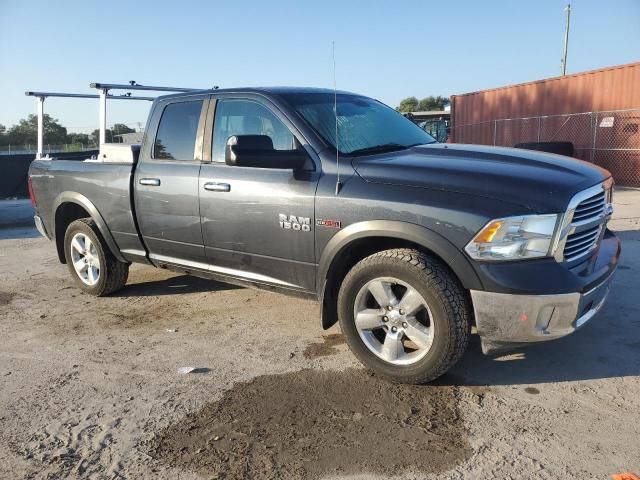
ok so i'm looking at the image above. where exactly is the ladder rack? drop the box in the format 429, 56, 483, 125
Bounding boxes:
89, 82, 202, 146
25, 81, 204, 158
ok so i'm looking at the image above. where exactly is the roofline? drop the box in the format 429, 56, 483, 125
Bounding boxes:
154, 86, 363, 102
451, 61, 640, 98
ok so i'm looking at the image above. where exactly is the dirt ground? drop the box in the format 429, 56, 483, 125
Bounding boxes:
1, 189, 639, 479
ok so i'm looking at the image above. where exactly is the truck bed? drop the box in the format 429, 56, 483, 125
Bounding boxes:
28, 157, 145, 260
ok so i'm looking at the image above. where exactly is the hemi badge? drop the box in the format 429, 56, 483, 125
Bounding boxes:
316, 219, 341, 229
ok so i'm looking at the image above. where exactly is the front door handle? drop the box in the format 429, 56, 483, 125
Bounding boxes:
204, 182, 231, 192
139, 178, 161, 186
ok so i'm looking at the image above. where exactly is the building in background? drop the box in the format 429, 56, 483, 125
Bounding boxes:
450, 62, 640, 186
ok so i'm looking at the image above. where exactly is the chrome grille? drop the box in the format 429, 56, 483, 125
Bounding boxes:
560, 184, 610, 263
571, 190, 606, 223
564, 225, 601, 259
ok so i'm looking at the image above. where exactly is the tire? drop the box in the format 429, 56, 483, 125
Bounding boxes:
63, 218, 129, 296
338, 248, 471, 384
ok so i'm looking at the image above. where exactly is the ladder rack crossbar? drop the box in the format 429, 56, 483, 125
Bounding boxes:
90, 82, 201, 93
26, 91, 154, 101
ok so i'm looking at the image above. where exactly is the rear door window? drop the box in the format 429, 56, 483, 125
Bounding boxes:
153, 100, 203, 160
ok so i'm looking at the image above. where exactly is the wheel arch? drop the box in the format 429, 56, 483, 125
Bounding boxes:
52, 192, 126, 264
317, 220, 482, 329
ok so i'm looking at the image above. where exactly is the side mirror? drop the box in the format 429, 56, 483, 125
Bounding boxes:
225, 135, 308, 170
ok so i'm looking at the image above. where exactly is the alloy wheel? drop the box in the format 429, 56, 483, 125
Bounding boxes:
353, 276, 435, 365
69, 232, 101, 286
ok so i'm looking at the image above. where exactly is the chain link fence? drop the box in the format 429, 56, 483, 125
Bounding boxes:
452, 108, 640, 186
0, 144, 97, 155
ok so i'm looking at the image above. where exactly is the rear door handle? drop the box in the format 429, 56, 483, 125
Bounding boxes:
139, 178, 161, 186
204, 182, 231, 192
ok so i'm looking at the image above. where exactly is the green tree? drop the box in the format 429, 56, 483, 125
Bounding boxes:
396, 96, 419, 113
4, 114, 68, 146
68, 133, 91, 145
91, 124, 135, 144
112, 123, 135, 136
91, 128, 114, 144
417, 96, 449, 111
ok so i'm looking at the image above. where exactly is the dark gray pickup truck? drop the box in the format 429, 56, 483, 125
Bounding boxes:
28, 87, 620, 383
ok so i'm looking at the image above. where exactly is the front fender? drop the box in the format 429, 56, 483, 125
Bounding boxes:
52, 191, 127, 263
317, 219, 482, 293
316, 220, 483, 329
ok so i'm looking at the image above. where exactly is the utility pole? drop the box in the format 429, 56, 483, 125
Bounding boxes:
560, 3, 571, 75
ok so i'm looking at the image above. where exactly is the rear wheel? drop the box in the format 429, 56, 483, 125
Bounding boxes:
63, 218, 129, 296
338, 248, 471, 384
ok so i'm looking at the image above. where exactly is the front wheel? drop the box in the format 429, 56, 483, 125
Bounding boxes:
63, 218, 129, 296
338, 249, 471, 384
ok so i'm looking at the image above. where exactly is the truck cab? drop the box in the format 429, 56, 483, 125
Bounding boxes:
28, 87, 620, 384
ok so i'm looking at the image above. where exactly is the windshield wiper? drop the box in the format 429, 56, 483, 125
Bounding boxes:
347, 142, 430, 156
347, 143, 410, 156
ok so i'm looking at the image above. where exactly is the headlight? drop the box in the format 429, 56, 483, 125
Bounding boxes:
465, 214, 558, 261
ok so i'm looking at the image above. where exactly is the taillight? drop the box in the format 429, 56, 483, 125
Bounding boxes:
28, 176, 36, 207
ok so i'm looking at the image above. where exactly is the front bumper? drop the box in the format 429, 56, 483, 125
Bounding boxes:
470, 232, 619, 355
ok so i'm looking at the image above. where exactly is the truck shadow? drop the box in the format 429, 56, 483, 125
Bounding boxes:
441, 229, 640, 386
440, 323, 640, 386
113, 274, 242, 297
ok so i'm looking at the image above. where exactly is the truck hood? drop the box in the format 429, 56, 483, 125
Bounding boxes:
352, 143, 611, 213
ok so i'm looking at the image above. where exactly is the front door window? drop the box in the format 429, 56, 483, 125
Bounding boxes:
212, 99, 296, 163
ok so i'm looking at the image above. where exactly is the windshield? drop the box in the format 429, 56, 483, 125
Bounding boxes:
280, 92, 437, 155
